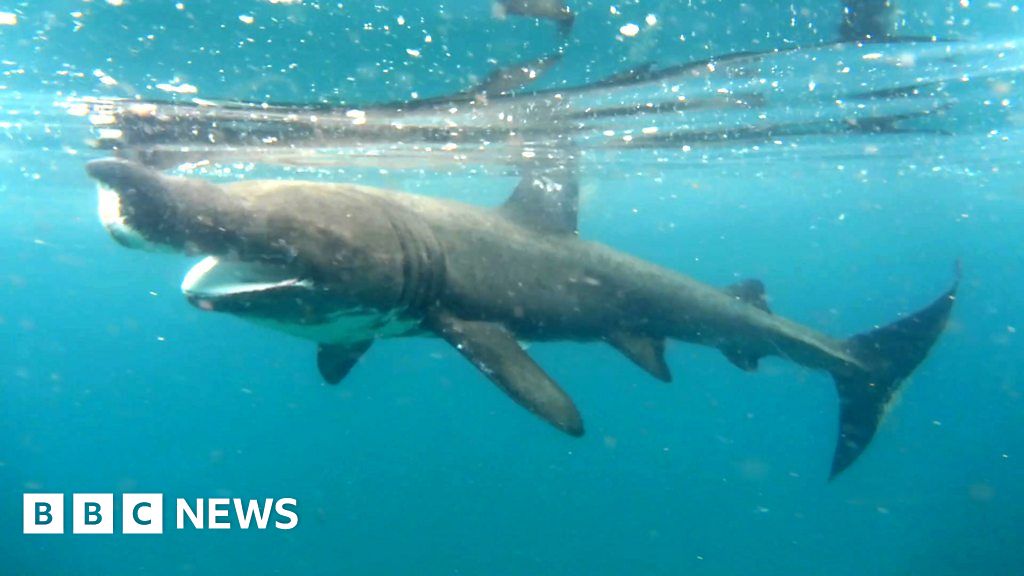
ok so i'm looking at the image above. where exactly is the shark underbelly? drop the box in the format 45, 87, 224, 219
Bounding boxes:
245, 311, 422, 345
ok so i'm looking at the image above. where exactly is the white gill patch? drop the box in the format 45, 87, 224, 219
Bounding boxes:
96, 183, 170, 252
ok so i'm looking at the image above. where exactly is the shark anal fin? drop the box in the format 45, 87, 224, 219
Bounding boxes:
317, 341, 373, 385
500, 156, 579, 236
722, 348, 760, 372
724, 279, 771, 313
429, 311, 583, 436
607, 332, 671, 382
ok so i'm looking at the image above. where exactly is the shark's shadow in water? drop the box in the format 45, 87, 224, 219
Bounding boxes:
86, 156, 957, 479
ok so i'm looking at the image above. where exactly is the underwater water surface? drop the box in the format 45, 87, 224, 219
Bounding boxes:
1, 1, 1023, 575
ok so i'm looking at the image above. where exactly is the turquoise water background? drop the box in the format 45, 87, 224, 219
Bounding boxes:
1, 1, 1023, 574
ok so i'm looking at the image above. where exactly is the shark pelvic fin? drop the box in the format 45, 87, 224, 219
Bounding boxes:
607, 332, 671, 382
724, 279, 771, 313
317, 340, 373, 385
828, 271, 959, 479
500, 157, 579, 236
429, 311, 584, 436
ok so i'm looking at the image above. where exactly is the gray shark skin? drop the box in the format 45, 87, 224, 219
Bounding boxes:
86, 158, 957, 479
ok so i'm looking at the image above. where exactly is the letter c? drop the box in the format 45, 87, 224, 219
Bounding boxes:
133, 502, 152, 525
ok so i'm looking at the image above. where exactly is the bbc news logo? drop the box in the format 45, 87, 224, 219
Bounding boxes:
23, 494, 298, 534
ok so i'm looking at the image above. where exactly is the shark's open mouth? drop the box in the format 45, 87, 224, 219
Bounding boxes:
181, 256, 310, 299
180, 255, 416, 344
179, 255, 334, 328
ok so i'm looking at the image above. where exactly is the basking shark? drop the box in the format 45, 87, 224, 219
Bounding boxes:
87, 157, 956, 478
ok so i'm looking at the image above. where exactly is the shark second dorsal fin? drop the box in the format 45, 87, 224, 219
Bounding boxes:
428, 311, 584, 436
607, 332, 671, 382
317, 341, 373, 384
499, 157, 579, 235
724, 279, 771, 313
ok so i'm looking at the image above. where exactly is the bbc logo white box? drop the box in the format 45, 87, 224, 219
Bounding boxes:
122, 493, 163, 534
23, 494, 64, 534
72, 493, 113, 534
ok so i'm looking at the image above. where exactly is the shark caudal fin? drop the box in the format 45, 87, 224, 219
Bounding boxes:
828, 270, 959, 479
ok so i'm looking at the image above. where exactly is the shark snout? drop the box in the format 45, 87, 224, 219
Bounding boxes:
86, 157, 160, 190
88, 158, 180, 251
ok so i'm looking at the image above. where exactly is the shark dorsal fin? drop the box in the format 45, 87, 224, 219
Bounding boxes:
607, 332, 671, 382
499, 159, 579, 235
724, 279, 771, 313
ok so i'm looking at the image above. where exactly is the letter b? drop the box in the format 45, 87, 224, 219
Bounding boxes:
73, 494, 113, 534
23, 494, 64, 534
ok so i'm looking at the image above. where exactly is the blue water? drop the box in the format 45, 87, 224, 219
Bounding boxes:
2, 1, 1023, 574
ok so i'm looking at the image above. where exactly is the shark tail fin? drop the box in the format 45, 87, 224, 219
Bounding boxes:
827, 270, 959, 479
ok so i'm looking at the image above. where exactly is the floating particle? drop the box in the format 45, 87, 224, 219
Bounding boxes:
156, 82, 198, 94
619, 23, 640, 37
89, 114, 116, 125
93, 69, 118, 86
65, 103, 90, 117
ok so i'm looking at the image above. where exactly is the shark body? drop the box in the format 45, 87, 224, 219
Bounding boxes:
87, 158, 956, 478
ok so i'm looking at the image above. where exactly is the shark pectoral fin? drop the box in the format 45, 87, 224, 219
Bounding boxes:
724, 279, 771, 313
607, 332, 671, 382
499, 154, 579, 236
429, 311, 584, 436
317, 340, 373, 385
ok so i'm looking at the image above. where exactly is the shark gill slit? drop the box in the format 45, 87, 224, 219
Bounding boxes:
374, 196, 445, 312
